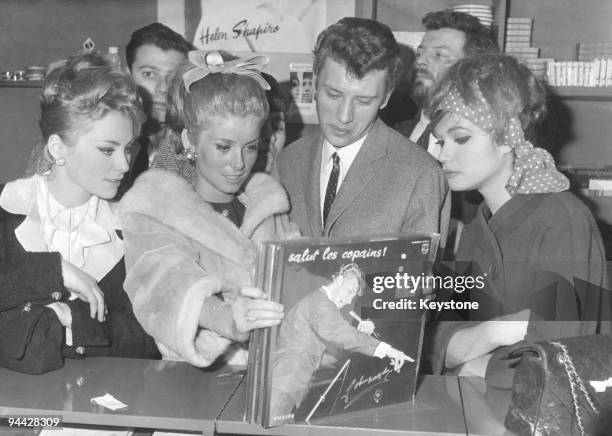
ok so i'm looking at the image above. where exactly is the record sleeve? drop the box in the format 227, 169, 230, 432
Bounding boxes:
247, 233, 440, 427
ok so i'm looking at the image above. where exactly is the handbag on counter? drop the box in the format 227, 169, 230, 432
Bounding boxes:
504, 335, 612, 436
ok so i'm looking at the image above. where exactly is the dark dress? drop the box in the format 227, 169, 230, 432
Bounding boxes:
0, 183, 160, 374
429, 192, 611, 384
209, 197, 246, 228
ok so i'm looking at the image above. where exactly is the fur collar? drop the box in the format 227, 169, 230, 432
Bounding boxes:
118, 169, 290, 264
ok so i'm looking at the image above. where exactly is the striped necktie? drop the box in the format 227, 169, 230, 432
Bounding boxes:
323, 152, 340, 227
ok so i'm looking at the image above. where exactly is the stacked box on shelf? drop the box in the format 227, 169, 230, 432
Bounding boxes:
523, 58, 548, 80
504, 18, 547, 79
560, 165, 612, 196
505, 17, 533, 48
577, 42, 612, 62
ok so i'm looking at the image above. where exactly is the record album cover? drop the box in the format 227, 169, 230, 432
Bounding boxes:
247, 233, 440, 427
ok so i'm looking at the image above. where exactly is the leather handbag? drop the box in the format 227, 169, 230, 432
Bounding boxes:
504, 335, 612, 436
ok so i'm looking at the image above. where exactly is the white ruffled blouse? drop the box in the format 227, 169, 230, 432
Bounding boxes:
0, 174, 123, 281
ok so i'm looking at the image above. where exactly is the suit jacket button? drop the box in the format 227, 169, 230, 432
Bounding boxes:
23, 302, 32, 312
51, 291, 62, 301
75, 346, 85, 355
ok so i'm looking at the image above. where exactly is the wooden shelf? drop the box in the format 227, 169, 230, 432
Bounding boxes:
549, 86, 612, 101
0, 80, 42, 88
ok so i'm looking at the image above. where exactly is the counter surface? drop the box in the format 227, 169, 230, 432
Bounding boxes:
0, 357, 244, 434
0, 358, 518, 435
217, 375, 467, 435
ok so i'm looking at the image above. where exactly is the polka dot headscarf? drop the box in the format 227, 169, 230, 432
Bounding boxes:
435, 86, 569, 196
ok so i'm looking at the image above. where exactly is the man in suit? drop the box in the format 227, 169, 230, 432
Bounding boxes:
276, 17, 449, 240
395, 10, 498, 154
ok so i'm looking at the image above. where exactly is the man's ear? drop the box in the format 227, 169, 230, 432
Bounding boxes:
46, 134, 66, 161
379, 88, 394, 110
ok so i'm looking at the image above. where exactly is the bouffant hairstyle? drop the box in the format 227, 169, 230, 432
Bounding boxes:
29, 52, 144, 175
313, 17, 402, 93
165, 54, 269, 151
430, 54, 547, 145
422, 10, 499, 56
126, 22, 194, 70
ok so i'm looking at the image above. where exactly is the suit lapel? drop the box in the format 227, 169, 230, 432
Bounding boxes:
303, 131, 324, 236
324, 120, 388, 234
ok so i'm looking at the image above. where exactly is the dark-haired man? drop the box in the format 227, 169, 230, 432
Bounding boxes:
397, 10, 499, 154
121, 23, 193, 193
276, 17, 449, 241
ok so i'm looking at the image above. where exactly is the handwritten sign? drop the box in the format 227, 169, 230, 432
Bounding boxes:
194, 0, 355, 53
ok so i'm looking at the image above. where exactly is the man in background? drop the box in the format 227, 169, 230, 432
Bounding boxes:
394, 11, 498, 250
396, 10, 498, 155
122, 23, 193, 193
276, 17, 449, 241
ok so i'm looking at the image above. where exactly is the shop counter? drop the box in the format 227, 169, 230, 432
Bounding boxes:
216, 375, 467, 436
0, 357, 244, 435
0, 358, 519, 435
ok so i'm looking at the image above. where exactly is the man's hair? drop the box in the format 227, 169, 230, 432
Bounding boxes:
331, 263, 366, 297
313, 17, 402, 93
422, 10, 499, 56
126, 23, 194, 69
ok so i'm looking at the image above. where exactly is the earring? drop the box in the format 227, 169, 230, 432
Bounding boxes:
180, 146, 198, 163
55, 157, 65, 167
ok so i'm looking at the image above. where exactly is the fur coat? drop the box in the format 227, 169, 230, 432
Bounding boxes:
119, 169, 299, 367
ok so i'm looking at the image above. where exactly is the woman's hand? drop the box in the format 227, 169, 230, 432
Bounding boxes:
228, 286, 284, 342
446, 309, 529, 369
61, 259, 105, 322
485, 309, 530, 348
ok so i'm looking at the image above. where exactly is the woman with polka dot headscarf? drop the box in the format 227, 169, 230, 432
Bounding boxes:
426, 54, 611, 382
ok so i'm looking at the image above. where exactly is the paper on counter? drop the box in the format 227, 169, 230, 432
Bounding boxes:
589, 377, 612, 393
91, 393, 128, 410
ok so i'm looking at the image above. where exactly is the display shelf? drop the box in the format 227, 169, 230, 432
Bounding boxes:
0, 80, 42, 88
372, 0, 507, 49
549, 86, 612, 101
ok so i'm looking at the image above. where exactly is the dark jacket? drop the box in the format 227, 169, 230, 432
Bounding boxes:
0, 180, 160, 374
429, 192, 611, 384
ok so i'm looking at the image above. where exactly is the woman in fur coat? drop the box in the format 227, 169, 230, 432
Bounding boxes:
119, 50, 300, 367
